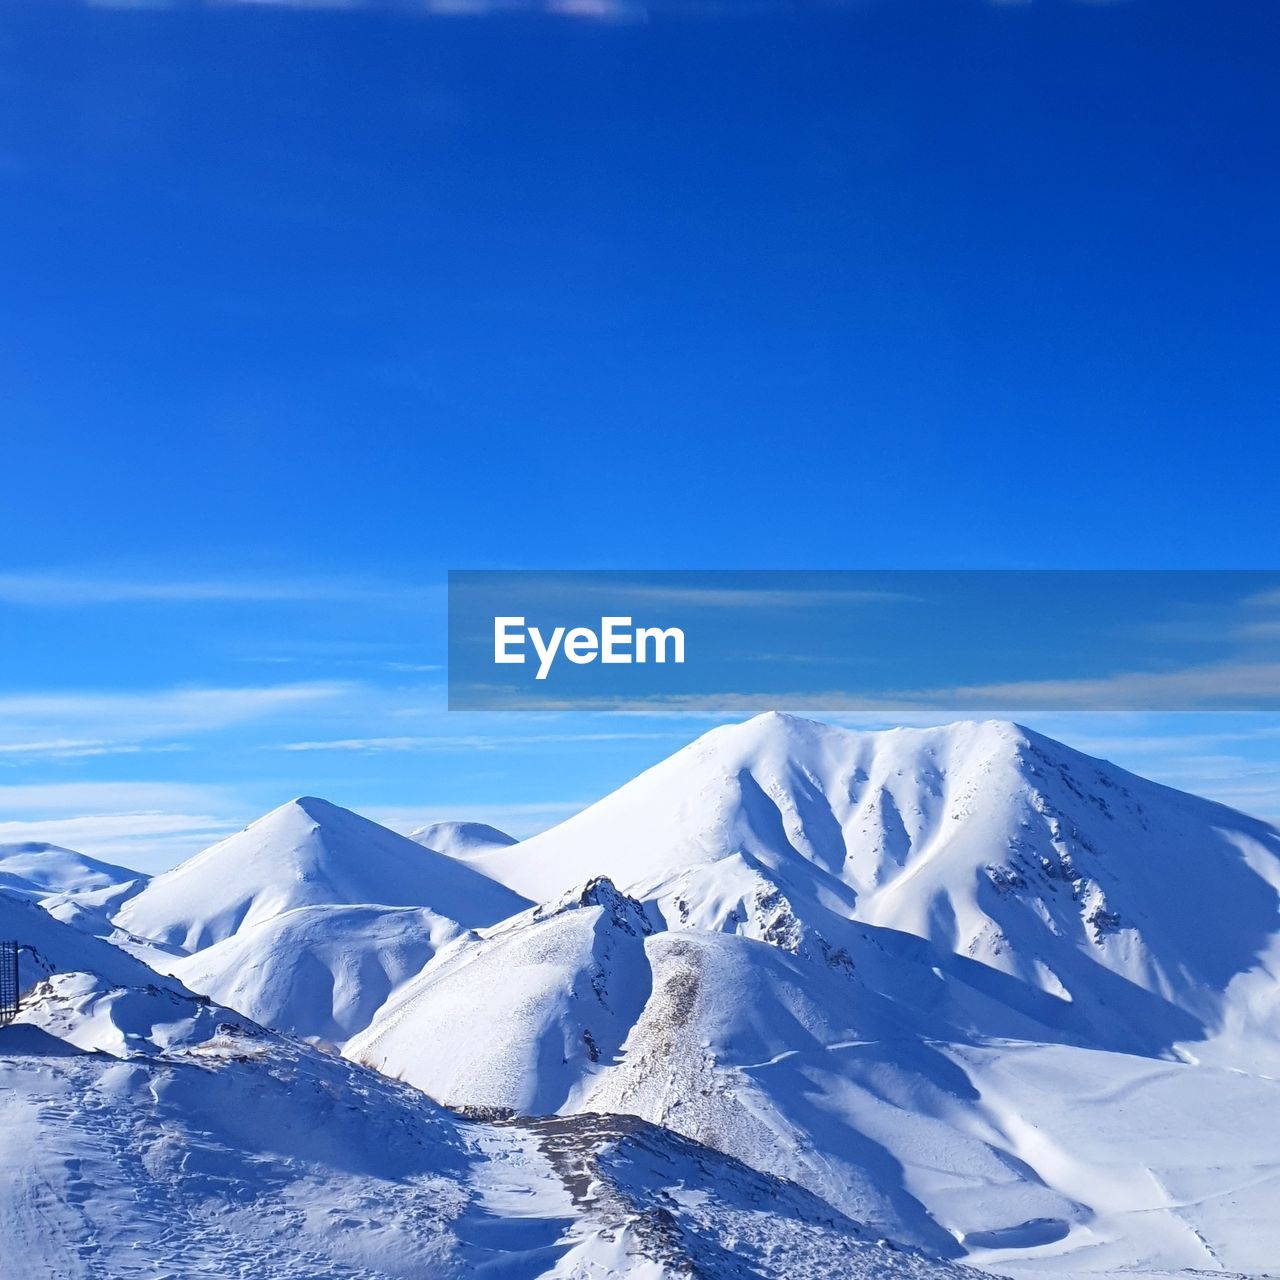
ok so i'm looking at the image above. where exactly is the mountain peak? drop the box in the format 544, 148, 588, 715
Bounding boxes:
471, 711, 1280, 1037
113, 797, 529, 953
0, 841, 145, 901
535, 875, 654, 936
409, 820, 517, 859
259, 794, 356, 828
1, 840, 73, 855
291, 794, 338, 816
723, 711, 1030, 749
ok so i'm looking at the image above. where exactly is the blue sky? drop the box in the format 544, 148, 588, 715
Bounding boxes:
1, 0, 1278, 870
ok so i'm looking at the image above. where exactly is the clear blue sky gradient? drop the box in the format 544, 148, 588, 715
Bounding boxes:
1, 0, 1277, 868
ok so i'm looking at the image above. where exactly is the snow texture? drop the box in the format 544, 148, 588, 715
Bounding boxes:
0, 886, 972, 1279
10, 715, 1280, 1278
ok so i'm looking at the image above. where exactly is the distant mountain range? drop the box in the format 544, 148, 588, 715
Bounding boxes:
5, 714, 1280, 1277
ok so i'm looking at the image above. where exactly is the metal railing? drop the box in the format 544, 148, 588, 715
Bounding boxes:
0, 940, 19, 1026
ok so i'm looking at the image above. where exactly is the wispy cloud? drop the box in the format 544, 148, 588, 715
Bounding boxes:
0, 682, 353, 750
0, 781, 231, 815
1237, 620, 1280, 641
933, 660, 1280, 712
0, 570, 440, 609
1036, 724, 1280, 759
619, 586, 913, 609
280, 730, 682, 752
0, 739, 187, 760
471, 659, 1280, 717
0, 813, 239, 872
0, 781, 242, 872
486, 580, 915, 610
206, 0, 649, 18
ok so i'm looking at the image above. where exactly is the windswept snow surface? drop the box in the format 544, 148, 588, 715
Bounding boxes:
0, 886, 971, 1280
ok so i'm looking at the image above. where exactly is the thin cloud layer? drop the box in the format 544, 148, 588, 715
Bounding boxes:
0, 681, 354, 750
0, 571, 440, 608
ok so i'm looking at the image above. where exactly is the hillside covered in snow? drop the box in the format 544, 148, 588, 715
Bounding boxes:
0, 840, 145, 902
0, 884, 974, 1279
8, 714, 1280, 1278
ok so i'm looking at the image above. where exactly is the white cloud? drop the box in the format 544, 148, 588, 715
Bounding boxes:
483, 660, 1280, 717
0, 739, 184, 760
280, 730, 682, 752
1237, 620, 1280, 641
0, 570, 441, 608
931, 660, 1280, 711
488, 581, 914, 610
1033, 724, 1280, 760
0, 781, 243, 874
0, 780, 231, 816
0, 813, 239, 873
0, 682, 353, 749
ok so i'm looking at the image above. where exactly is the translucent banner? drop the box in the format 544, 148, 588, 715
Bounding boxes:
447, 570, 1280, 713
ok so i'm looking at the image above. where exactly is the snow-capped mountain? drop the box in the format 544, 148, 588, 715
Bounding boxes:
352, 879, 663, 1116
347, 868, 1280, 1271
96, 796, 529, 1046
0, 884, 969, 1280
468, 714, 1280, 1056
168, 902, 467, 1048
349, 715, 1280, 1274
41, 713, 1280, 1277
348, 875, 1057, 1260
0, 841, 145, 902
115, 796, 528, 953
409, 820, 517, 858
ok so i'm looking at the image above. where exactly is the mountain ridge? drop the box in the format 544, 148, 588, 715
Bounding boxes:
39, 713, 1280, 1276
409, 819, 518, 858
3, 879, 952, 1279
113, 795, 529, 954
0, 841, 147, 903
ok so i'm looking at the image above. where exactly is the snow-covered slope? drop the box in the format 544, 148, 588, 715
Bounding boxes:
0, 841, 145, 902
409, 820, 517, 858
470, 714, 1280, 1057
349, 869, 1280, 1274
97, 797, 531, 1046
0, 884, 970, 1279
114, 796, 528, 953
1, 886, 187, 1013
168, 903, 467, 1048
353, 879, 662, 1116
60, 714, 1280, 1277
348, 879, 1029, 1259
341, 715, 1280, 1276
